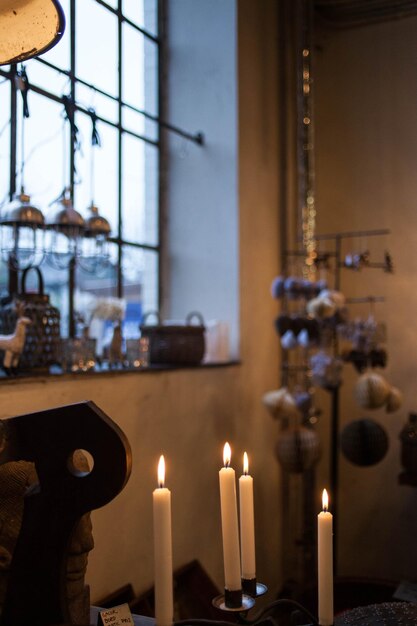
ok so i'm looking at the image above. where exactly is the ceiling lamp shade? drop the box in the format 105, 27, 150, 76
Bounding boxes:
0, 0, 65, 65
46, 188, 85, 269
0, 190, 45, 269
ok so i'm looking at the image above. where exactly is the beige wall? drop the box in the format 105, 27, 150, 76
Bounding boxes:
315, 16, 417, 582
0, 0, 282, 604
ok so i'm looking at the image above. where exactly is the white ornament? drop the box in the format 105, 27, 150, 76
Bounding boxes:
0, 317, 31, 369
262, 388, 298, 420
354, 372, 390, 409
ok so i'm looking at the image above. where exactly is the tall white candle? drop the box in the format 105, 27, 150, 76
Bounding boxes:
239, 452, 256, 580
153, 455, 173, 626
219, 442, 241, 591
318, 489, 333, 626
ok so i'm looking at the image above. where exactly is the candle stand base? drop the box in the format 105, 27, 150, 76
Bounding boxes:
212, 592, 255, 612
241, 579, 268, 598
208, 594, 318, 625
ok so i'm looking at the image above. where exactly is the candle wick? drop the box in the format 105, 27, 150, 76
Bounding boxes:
159, 481, 163, 489
244, 470, 248, 476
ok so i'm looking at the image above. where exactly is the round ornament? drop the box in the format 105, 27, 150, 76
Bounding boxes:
306, 296, 336, 319
262, 387, 298, 420
319, 289, 346, 309
354, 372, 390, 409
340, 418, 389, 466
270, 276, 285, 299
275, 426, 321, 473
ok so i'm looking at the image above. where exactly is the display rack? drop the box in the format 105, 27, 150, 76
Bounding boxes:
279, 227, 392, 594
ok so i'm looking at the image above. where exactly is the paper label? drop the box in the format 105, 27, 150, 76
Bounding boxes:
97, 603, 134, 626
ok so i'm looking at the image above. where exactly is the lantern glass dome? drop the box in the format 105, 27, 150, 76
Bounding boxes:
46, 189, 85, 269
79, 203, 111, 273
0, 190, 45, 269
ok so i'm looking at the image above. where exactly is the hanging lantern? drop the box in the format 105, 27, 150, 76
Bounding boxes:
0, 189, 45, 270
77, 109, 110, 273
79, 203, 111, 273
46, 188, 85, 269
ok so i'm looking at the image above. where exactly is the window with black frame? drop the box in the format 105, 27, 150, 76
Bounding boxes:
0, 0, 160, 366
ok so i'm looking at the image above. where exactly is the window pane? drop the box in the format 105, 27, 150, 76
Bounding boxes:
75, 242, 119, 348
0, 0, 160, 352
122, 24, 158, 116
74, 113, 119, 236
17, 92, 66, 209
41, 261, 73, 338
122, 136, 158, 246
26, 59, 70, 97
122, 106, 158, 142
76, 0, 118, 98
123, 0, 158, 37
0, 77, 10, 301
39, 0, 71, 70
123, 245, 158, 338
77, 83, 119, 125
99, 0, 118, 8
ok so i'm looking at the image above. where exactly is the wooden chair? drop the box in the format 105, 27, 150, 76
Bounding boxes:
0, 401, 132, 626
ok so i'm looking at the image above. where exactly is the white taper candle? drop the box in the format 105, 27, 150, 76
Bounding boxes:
219, 442, 242, 591
239, 452, 256, 580
153, 455, 173, 626
318, 488, 334, 626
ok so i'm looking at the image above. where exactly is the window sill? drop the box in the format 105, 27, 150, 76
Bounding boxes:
0, 360, 241, 386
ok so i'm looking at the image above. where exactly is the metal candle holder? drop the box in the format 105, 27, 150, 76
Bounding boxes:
205, 580, 319, 626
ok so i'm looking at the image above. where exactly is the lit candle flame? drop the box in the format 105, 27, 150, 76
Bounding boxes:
322, 488, 329, 512
223, 442, 231, 468
243, 451, 249, 475
158, 455, 165, 488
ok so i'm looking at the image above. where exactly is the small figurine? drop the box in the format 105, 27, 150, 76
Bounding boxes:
0, 315, 31, 373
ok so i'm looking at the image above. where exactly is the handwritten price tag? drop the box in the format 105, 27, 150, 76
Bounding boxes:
97, 603, 134, 626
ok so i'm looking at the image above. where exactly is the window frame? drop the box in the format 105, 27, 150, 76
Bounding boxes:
0, 0, 163, 336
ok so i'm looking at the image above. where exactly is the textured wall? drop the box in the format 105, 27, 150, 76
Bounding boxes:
315, 16, 417, 583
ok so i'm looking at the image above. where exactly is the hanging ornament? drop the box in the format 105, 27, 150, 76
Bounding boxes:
354, 371, 390, 410
79, 109, 111, 273
46, 187, 85, 269
45, 95, 86, 269
275, 426, 321, 474
262, 387, 299, 420
0, 65, 45, 270
340, 419, 388, 467
0, 191, 45, 270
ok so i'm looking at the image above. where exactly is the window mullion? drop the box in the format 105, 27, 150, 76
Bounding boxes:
70, 0, 76, 194
117, 0, 123, 299
9, 64, 17, 200
68, 0, 77, 338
